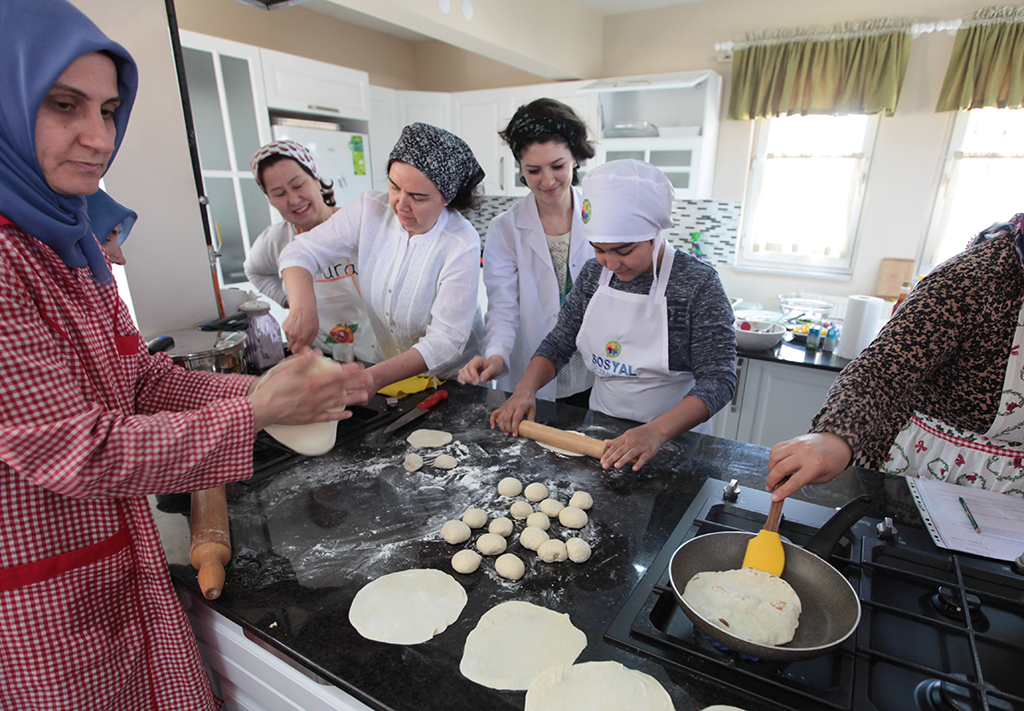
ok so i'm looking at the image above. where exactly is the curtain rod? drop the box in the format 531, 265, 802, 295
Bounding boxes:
713, 19, 962, 52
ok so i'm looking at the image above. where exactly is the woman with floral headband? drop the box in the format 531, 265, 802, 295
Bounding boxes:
280, 122, 486, 397
246, 139, 377, 362
458, 98, 596, 405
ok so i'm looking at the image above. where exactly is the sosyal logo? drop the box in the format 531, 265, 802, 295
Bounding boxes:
581, 198, 592, 224
605, 341, 621, 358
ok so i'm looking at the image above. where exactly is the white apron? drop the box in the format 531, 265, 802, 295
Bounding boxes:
883, 299, 1024, 494
576, 246, 711, 432
313, 257, 379, 363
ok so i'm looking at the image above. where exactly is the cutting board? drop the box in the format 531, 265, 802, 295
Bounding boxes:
875, 258, 915, 300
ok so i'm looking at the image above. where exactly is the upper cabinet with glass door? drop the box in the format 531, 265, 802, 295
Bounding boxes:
583, 70, 722, 199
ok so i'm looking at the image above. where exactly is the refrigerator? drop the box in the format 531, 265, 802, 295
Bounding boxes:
270, 115, 373, 208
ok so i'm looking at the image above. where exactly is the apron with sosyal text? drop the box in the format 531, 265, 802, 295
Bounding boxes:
576, 246, 712, 432
883, 299, 1024, 495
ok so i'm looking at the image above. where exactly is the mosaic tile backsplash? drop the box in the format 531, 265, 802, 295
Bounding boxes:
466, 195, 740, 269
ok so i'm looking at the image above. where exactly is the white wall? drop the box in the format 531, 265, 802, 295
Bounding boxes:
71, 0, 219, 335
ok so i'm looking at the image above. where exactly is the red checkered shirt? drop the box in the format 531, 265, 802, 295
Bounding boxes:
0, 219, 256, 710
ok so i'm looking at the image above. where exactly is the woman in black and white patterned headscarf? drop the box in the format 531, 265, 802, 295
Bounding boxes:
279, 123, 486, 397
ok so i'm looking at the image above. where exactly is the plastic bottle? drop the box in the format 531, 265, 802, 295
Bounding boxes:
822, 324, 837, 352
892, 280, 913, 315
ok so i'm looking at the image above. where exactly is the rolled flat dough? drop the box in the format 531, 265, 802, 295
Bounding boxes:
407, 429, 453, 448
525, 661, 674, 711
460, 601, 587, 690
537, 441, 585, 457
349, 569, 467, 645
682, 567, 802, 646
258, 356, 344, 456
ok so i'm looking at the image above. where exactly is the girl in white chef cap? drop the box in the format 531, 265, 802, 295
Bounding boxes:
490, 159, 737, 471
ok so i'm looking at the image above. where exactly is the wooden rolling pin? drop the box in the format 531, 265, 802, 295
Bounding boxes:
190, 485, 231, 600
517, 420, 607, 458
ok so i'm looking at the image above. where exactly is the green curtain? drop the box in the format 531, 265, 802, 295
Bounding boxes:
936, 6, 1024, 111
728, 19, 912, 120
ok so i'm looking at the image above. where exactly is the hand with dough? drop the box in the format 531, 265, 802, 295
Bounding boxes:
248, 348, 372, 433
458, 354, 504, 386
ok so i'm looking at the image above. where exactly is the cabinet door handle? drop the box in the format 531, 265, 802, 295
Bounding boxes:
730, 357, 744, 413
499, 155, 504, 192
307, 104, 340, 114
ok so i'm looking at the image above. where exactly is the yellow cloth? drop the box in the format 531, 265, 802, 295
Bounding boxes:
377, 375, 444, 398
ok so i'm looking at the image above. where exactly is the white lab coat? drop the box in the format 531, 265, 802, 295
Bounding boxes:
482, 187, 594, 401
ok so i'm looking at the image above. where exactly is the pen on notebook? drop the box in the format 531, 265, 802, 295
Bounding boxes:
959, 496, 981, 534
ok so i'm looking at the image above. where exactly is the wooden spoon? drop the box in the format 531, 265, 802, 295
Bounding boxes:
741, 499, 785, 576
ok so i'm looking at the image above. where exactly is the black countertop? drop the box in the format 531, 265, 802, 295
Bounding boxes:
155, 383, 918, 711
737, 335, 853, 373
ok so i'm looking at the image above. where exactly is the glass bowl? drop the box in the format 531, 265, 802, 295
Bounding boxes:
777, 293, 835, 321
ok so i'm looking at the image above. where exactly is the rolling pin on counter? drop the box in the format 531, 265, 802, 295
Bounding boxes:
189, 485, 231, 599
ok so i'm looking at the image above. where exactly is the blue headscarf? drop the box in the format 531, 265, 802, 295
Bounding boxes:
0, 0, 138, 283
86, 190, 137, 246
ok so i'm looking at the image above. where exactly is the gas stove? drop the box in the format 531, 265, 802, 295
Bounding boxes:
606, 478, 1024, 711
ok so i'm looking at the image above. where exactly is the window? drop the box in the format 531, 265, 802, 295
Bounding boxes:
922, 108, 1024, 274
737, 113, 879, 277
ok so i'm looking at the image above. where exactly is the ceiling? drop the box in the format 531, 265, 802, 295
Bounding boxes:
578, 0, 708, 14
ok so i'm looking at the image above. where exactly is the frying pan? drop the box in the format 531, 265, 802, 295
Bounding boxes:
669, 495, 874, 661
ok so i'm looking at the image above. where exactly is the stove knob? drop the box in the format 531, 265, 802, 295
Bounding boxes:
876, 516, 898, 540
1015, 552, 1024, 575
722, 478, 740, 502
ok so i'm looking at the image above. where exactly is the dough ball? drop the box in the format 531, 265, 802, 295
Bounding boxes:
565, 537, 592, 563
538, 498, 564, 518
537, 539, 568, 563
462, 508, 488, 529
488, 517, 514, 537
509, 501, 534, 520
406, 429, 453, 448
525, 512, 550, 531
476, 532, 508, 556
497, 476, 523, 497
568, 491, 593, 511
494, 553, 525, 581
558, 506, 588, 529
452, 549, 482, 574
440, 519, 471, 544
524, 482, 549, 502
434, 454, 459, 469
518, 526, 549, 552
404, 453, 424, 472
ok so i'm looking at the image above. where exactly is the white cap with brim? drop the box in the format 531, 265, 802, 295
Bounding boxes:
580, 159, 674, 244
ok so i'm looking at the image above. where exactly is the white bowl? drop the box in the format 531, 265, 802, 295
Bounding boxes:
734, 320, 785, 351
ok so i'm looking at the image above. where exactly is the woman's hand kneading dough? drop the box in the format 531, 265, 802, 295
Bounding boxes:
249, 348, 372, 433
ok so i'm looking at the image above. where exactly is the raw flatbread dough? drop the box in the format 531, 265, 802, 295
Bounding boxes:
404, 453, 424, 472
349, 569, 466, 645
434, 454, 459, 469
460, 601, 586, 690
525, 661, 674, 711
537, 441, 585, 457
682, 567, 802, 646
407, 429, 453, 448
700, 706, 749, 711
259, 356, 343, 456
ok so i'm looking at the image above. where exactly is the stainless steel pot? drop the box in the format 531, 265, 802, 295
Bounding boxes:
160, 329, 248, 374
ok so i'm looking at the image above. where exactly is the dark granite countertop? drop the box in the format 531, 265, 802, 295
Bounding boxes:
737, 335, 852, 373
155, 383, 918, 711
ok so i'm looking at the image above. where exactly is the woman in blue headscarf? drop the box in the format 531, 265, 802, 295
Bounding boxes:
0, 1, 371, 708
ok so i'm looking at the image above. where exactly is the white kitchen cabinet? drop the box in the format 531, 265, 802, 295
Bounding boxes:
586, 70, 722, 199
712, 358, 837, 448
260, 48, 370, 121
451, 88, 508, 195
396, 90, 452, 131
369, 88, 453, 192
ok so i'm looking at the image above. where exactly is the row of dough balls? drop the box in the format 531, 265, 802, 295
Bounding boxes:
440, 479, 595, 579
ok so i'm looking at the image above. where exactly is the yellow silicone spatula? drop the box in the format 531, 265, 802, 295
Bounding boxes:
741, 499, 785, 576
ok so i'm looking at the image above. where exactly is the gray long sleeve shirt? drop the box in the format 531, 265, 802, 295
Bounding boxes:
534, 248, 737, 417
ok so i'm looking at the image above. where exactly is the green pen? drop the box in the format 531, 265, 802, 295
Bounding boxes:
959, 496, 981, 534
